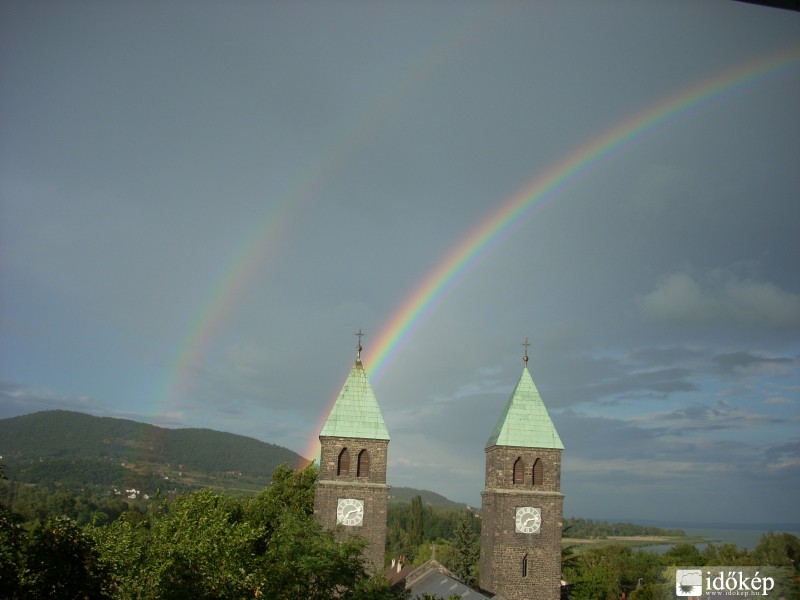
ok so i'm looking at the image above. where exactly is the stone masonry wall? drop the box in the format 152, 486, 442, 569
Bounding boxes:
314, 436, 389, 574
318, 436, 388, 484
484, 445, 561, 491
314, 480, 388, 573
481, 445, 563, 600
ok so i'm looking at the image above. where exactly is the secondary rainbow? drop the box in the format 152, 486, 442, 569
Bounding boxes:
155, 8, 501, 419
362, 43, 800, 384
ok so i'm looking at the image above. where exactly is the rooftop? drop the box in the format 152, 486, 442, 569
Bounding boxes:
485, 365, 564, 449
319, 353, 390, 441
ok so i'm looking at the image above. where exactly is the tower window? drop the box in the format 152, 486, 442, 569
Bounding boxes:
522, 553, 528, 578
532, 458, 543, 486
357, 449, 370, 477
337, 448, 350, 476
513, 457, 525, 485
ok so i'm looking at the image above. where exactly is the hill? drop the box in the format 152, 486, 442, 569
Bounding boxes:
0, 411, 476, 510
388, 486, 473, 511
0, 410, 308, 493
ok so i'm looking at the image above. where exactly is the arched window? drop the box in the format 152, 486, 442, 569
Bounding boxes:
522, 553, 528, 578
337, 448, 350, 476
357, 449, 370, 477
532, 458, 543, 486
513, 457, 525, 485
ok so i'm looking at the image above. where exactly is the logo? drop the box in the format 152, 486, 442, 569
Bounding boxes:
674, 567, 781, 597
676, 569, 703, 596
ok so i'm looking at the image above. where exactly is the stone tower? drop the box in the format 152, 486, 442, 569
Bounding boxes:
313, 333, 390, 573
480, 344, 564, 600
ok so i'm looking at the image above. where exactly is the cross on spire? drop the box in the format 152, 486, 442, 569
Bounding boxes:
356, 328, 365, 362
522, 337, 530, 365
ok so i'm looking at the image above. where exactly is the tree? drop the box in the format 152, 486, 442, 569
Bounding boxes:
449, 511, 479, 585
664, 543, 706, 567
24, 515, 109, 599
260, 462, 317, 516
703, 542, 751, 566
628, 582, 672, 600
93, 488, 259, 599
243, 463, 404, 599
94, 463, 406, 600
0, 505, 24, 599
570, 563, 618, 600
409, 495, 424, 550
752, 531, 800, 568
568, 544, 664, 600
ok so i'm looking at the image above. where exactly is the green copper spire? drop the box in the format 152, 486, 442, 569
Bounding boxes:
485, 352, 563, 449
319, 332, 390, 440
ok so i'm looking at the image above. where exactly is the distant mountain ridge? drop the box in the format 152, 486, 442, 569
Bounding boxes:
0, 410, 308, 478
0, 411, 472, 508
388, 486, 474, 511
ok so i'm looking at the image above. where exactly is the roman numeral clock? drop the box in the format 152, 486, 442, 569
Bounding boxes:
515, 506, 541, 534
336, 498, 364, 526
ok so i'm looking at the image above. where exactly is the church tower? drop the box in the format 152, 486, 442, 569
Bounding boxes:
480, 341, 564, 600
313, 332, 390, 573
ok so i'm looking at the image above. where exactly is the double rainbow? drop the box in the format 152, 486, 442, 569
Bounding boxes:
152, 38, 799, 462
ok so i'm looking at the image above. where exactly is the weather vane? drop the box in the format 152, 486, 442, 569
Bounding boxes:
522, 337, 530, 365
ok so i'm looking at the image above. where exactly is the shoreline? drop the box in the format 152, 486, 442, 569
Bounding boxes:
563, 535, 708, 549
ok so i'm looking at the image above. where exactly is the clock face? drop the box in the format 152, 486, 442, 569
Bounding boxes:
515, 506, 541, 534
336, 498, 364, 526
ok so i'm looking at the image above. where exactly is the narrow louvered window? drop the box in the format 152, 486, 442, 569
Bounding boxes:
357, 449, 370, 477
338, 448, 350, 476
513, 457, 524, 485
532, 458, 543, 486
522, 553, 528, 577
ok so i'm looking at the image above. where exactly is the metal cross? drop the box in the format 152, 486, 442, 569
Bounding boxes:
356, 329, 365, 358
522, 337, 530, 364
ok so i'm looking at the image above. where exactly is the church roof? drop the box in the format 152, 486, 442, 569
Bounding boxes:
319, 353, 390, 441
390, 558, 493, 600
485, 365, 563, 449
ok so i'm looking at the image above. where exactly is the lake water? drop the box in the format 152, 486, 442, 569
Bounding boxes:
637, 526, 800, 553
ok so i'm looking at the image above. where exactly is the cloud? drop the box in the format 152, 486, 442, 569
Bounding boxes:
762, 396, 794, 405
543, 353, 700, 408
559, 410, 799, 521
712, 351, 796, 375
223, 342, 276, 377
0, 380, 194, 432
638, 269, 800, 328
635, 400, 783, 433
764, 439, 800, 470
625, 346, 705, 367
0, 380, 104, 418
725, 278, 800, 328
638, 272, 719, 322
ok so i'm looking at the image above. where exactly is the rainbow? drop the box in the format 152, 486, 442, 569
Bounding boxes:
157, 7, 501, 419
162, 202, 294, 411
302, 43, 800, 461
362, 43, 800, 383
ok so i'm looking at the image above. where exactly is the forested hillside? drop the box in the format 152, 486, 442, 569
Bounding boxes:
563, 517, 685, 539
388, 486, 471, 510
0, 411, 308, 491
0, 410, 307, 473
